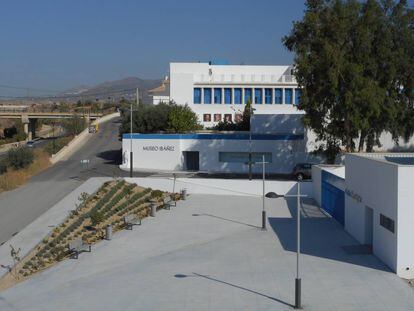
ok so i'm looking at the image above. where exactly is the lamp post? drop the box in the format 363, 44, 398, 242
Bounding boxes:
130, 88, 139, 178
256, 154, 269, 230
265, 181, 307, 309
248, 105, 256, 181
129, 99, 133, 178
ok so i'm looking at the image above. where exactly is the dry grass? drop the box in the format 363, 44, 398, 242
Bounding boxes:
0, 149, 51, 192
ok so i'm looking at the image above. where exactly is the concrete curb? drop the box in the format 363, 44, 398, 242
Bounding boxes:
50, 112, 120, 164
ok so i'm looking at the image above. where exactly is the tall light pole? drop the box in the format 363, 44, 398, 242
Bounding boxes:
256, 154, 268, 230
248, 105, 255, 181
130, 99, 133, 178
130, 88, 139, 178
266, 180, 306, 309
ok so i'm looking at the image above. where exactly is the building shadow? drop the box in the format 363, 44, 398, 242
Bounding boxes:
174, 273, 293, 308
268, 198, 390, 272
96, 149, 122, 165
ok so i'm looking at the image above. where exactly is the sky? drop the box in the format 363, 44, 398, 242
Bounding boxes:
1, 0, 412, 96
0, 0, 308, 96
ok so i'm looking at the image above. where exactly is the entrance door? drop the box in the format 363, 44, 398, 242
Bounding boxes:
184, 151, 199, 171
365, 206, 374, 246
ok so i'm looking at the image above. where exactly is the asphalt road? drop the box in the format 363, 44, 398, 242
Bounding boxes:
0, 117, 127, 245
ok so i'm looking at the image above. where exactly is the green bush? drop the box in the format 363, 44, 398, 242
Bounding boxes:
7, 147, 34, 170
90, 211, 105, 226
43, 136, 73, 155
151, 190, 163, 199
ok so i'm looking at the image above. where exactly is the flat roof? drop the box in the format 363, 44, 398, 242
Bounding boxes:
347, 153, 414, 166
123, 133, 304, 141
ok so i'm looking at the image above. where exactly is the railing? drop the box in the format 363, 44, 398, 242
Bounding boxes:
194, 74, 297, 84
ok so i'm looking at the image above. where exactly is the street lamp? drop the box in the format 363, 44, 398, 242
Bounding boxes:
265, 181, 307, 309
255, 154, 269, 230
130, 88, 139, 178
248, 105, 256, 181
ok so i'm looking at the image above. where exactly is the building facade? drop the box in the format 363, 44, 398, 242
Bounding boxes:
169, 62, 303, 127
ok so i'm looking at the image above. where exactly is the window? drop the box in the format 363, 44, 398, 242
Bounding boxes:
203, 114, 211, 122
274, 88, 282, 104
214, 114, 221, 122
224, 88, 232, 104
244, 88, 252, 104
219, 152, 272, 163
265, 88, 272, 104
235, 113, 242, 122
234, 88, 242, 104
203, 88, 212, 104
254, 88, 262, 104
285, 89, 293, 104
214, 88, 222, 104
295, 88, 301, 105
380, 214, 395, 233
194, 88, 201, 104
224, 114, 232, 122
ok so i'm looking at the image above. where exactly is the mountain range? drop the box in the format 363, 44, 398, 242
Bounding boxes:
59, 77, 162, 104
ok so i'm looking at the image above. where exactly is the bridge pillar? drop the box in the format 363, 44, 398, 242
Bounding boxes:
21, 115, 30, 141
29, 118, 37, 141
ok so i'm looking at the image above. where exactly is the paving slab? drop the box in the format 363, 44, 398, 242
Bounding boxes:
0, 194, 413, 310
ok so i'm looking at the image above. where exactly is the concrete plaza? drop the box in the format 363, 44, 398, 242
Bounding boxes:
0, 194, 413, 310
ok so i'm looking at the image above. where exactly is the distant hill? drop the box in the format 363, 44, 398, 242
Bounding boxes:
60, 77, 162, 104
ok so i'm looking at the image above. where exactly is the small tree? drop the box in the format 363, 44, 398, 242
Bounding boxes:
10, 245, 21, 280
167, 104, 202, 133
7, 147, 34, 170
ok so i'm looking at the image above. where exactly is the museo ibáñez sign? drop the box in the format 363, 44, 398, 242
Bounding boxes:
143, 145, 175, 152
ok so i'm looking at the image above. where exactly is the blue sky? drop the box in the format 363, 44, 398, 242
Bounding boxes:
0, 0, 412, 95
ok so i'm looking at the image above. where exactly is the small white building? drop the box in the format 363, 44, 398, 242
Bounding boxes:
169, 61, 302, 127
148, 77, 170, 105
344, 153, 414, 279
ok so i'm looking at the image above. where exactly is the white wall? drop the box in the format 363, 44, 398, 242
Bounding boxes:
125, 177, 313, 198
120, 135, 321, 174
345, 154, 399, 273
396, 166, 414, 278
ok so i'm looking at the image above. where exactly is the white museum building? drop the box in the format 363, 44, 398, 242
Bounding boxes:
167, 61, 302, 127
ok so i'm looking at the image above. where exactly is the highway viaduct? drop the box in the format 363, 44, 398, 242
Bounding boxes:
0, 112, 103, 140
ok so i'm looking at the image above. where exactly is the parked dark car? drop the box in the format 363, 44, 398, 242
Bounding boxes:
292, 163, 313, 180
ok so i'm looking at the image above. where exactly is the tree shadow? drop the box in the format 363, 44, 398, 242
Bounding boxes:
268, 198, 390, 272
174, 272, 294, 308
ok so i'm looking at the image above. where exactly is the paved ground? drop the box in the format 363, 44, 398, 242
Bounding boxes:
0, 194, 413, 310
0, 118, 127, 245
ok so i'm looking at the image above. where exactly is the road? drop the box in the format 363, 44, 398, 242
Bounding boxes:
0, 117, 128, 245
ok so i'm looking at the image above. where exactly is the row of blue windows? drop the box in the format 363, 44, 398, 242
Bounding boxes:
194, 88, 301, 105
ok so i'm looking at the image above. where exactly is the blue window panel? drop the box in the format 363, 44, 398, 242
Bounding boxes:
224, 88, 232, 104
254, 88, 263, 104
285, 89, 293, 104
244, 88, 252, 104
274, 88, 282, 104
295, 88, 301, 105
214, 88, 222, 104
265, 88, 272, 104
203, 88, 212, 104
234, 88, 242, 104
194, 88, 201, 104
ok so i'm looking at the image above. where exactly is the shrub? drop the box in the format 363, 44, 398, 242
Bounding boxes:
90, 211, 105, 226
7, 147, 34, 170
151, 190, 163, 199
